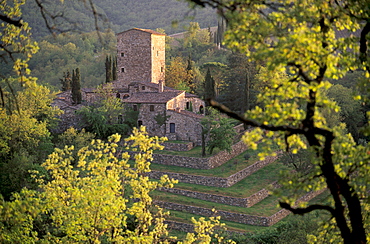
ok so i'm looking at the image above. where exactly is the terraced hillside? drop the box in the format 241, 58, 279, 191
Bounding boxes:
147, 140, 325, 234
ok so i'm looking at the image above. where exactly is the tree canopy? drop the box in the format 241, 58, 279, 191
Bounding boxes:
189, 0, 370, 243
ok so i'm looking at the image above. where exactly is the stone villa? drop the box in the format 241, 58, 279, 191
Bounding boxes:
54, 28, 205, 145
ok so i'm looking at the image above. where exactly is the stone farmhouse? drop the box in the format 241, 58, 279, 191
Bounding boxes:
54, 28, 205, 145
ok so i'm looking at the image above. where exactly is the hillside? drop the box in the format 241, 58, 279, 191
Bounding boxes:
22, 0, 218, 39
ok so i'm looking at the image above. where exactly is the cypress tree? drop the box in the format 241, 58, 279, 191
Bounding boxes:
204, 67, 216, 106
112, 56, 117, 81
72, 68, 82, 104
105, 55, 112, 83
186, 56, 195, 93
60, 71, 71, 91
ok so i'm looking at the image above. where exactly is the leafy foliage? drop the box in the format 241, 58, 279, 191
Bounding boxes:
204, 67, 216, 102
54, 127, 95, 166
27, 31, 116, 90
327, 84, 366, 142
71, 68, 82, 104
77, 87, 129, 138
189, 0, 370, 243
0, 127, 232, 243
165, 56, 192, 91
201, 108, 237, 155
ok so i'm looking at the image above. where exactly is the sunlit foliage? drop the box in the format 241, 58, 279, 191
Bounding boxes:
188, 0, 370, 243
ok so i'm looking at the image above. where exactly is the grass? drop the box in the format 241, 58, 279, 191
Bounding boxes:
164, 191, 330, 235
171, 163, 289, 197
166, 209, 269, 233
150, 147, 265, 177
153, 190, 282, 216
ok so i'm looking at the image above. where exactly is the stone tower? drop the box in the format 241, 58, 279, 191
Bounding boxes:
116, 28, 166, 86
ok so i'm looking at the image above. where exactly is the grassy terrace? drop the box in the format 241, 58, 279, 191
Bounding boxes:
167, 209, 269, 233
150, 147, 266, 177
166, 191, 330, 234
153, 191, 282, 216
170, 163, 290, 197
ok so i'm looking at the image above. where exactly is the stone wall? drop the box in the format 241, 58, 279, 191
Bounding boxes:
158, 181, 281, 208
267, 188, 327, 226
151, 34, 166, 84
156, 189, 326, 227
185, 97, 205, 114
163, 141, 194, 151
135, 103, 167, 137
156, 201, 271, 226
165, 109, 203, 146
166, 92, 186, 110
149, 140, 249, 169
165, 221, 194, 234
148, 154, 278, 187
165, 220, 246, 236
116, 29, 165, 84
233, 124, 245, 133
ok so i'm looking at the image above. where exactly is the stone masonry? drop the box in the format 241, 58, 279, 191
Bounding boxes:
159, 181, 281, 208
147, 154, 279, 187
116, 28, 165, 84
156, 188, 326, 227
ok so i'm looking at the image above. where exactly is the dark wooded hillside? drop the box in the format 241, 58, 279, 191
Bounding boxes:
22, 0, 218, 39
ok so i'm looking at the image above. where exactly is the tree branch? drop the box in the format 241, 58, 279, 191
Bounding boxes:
360, 21, 370, 68
280, 202, 335, 216
0, 14, 22, 27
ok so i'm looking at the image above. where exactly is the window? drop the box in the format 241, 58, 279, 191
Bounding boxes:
138, 120, 143, 127
121, 52, 124, 57
121, 67, 125, 72
160, 67, 164, 72
133, 104, 138, 111
150, 105, 154, 111
157, 51, 159, 56
170, 123, 175, 133
199, 105, 204, 114
186, 102, 190, 110
142, 86, 145, 90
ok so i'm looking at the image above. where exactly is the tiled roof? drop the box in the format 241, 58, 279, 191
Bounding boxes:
116, 28, 166, 36
123, 91, 183, 104
52, 97, 83, 111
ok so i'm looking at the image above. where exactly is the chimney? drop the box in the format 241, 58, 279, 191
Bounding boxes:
159, 80, 164, 92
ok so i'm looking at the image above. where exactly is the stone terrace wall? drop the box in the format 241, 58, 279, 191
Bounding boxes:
151, 140, 248, 169
165, 220, 246, 236
165, 221, 194, 234
156, 189, 326, 227
159, 181, 281, 208
163, 141, 194, 151
226, 155, 279, 186
156, 201, 271, 226
267, 188, 326, 226
148, 155, 279, 187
